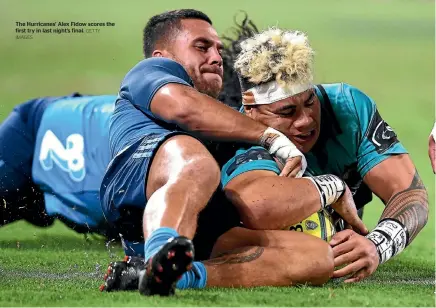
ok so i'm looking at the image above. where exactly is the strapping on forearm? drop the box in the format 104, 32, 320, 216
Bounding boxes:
366, 219, 408, 264
306, 174, 345, 208
259, 127, 307, 177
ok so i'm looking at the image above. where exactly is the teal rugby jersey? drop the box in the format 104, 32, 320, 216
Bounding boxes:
221, 83, 407, 209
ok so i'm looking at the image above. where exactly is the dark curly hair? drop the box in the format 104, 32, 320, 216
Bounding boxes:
217, 12, 259, 110
143, 9, 212, 58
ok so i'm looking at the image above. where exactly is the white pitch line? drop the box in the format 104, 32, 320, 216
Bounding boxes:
1, 267, 434, 286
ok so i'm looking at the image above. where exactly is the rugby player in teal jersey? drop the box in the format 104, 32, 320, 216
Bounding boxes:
219, 26, 428, 283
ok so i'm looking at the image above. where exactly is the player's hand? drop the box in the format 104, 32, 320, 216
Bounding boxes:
260, 127, 307, 177
99, 256, 145, 292
329, 229, 379, 283
428, 132, 436, 173
330, 186, 368, 235
274, 156, 303, 178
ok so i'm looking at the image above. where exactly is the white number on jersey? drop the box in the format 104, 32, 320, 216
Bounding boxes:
39, 130, 86, 182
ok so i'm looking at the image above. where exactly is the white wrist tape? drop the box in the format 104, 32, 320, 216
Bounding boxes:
366, 219, 409, 264
306, 174, 345, 208
260, 127, 307, 177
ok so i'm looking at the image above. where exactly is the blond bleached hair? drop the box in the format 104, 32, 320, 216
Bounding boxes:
234, 28, 314, 88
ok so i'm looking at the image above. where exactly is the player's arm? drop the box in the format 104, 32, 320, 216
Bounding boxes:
120, 58, 306, 176
330, 84, 428, 282
151, 83, 307, 178
364, 154, 428, 252
428, 122, 436, 173
351, 83, 428, 263
224, 170, 321, 229
222, 147, 366, 232
151, 83, 265, 143
332, 154, 428, 282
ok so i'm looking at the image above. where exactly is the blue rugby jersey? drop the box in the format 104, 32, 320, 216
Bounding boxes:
32, 95, 116, 229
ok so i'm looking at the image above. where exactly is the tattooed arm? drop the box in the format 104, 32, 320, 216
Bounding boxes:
330, 154, 428, 283
364, 154, 429, 243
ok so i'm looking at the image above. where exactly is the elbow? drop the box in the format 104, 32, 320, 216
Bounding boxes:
241, 216, 266, 230
225, 182, 279, 230
170, 107, 203, 131
163, 103, 191, 124
238, 201, 275, 230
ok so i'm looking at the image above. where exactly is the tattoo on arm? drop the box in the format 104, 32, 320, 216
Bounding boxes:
203, 247, 264, 265
380, 169, 429, 243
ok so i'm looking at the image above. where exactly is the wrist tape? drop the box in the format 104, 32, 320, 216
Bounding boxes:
306, 174, 346, 208
365, 219, 409, 264
260, 127, 306, 177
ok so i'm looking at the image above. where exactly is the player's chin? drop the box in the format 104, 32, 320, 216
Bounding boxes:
294, 131, 319, 153
301, 139, 317, 153
203, 73, 222, 87
200, 80, 222, 98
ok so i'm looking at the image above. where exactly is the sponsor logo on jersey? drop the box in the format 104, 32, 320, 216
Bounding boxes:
367, 109, 399, 154
306, 220, 318, 230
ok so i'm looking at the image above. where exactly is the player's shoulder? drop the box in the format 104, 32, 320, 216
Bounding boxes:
316, 82, 377, 123
125, 57, 192, 83
317, 83, 374, 108
222, 145, 277, 177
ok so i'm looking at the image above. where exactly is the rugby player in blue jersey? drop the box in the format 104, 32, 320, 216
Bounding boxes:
218, 26, 429, 283
99, 11, 367, 295
0, 94, 116, 236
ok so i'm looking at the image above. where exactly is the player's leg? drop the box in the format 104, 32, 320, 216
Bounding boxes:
139, 134, 220, 295
0, 167, 50, 228
144, 134, 220, 239
100, 132, 220, 295
204, 227, 334, 287
102, 227, 333, 291
0, 100, 53, 227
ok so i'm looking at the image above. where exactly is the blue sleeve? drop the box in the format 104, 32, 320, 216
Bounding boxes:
118, 57, 193, 120
344, 84, 408, 178
221, 146, 281, 188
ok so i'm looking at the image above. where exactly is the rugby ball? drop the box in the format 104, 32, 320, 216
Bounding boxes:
284, 209, 336, 241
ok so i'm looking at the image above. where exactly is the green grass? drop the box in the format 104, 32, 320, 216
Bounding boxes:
0, 0, 435, 306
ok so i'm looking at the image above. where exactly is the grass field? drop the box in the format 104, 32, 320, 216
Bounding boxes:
0, 0, 435, 306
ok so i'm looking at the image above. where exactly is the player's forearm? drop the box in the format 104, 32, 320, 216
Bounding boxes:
363, 158, 429, 265
177, 97, 266, 143
225, 177, 321, 230
154, 86, 266, 143
379, 170, 429, 243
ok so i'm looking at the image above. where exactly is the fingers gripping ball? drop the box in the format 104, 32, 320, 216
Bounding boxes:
284, 209, 336, 242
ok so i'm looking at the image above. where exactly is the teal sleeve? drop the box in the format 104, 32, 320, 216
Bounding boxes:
344, 84, 408, 178
221, 146, 281, 188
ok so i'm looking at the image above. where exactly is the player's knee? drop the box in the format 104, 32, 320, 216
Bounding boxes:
281, 238, 333, 286
147, 135, 220, 195
211, 227, 249, 257
304, 241, 334, 286
182, 153, 220, 190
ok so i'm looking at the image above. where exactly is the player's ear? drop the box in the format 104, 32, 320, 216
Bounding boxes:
151, 50, 164, 57
244, 106, 253, 117
152, 49, 173, 58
